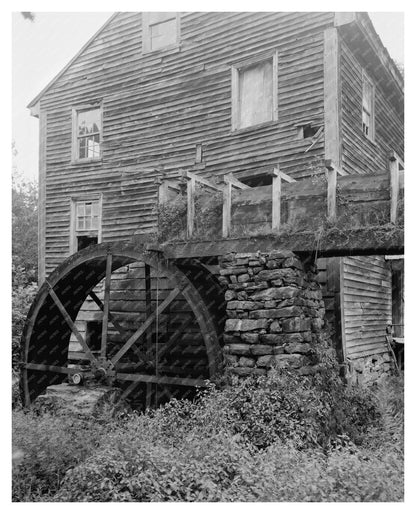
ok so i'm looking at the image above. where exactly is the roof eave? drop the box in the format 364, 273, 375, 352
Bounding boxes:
27, 12, 119, 112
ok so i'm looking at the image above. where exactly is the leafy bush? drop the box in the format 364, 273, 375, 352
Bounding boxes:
12, 367, 403, 502
12, 410, 113, 501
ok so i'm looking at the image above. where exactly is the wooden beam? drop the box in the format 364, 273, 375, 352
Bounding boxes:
24, 363, 85, 375
222, 173, 251, 190
389, 152, 400, 224
110, 287, 183, 366
116, 372, 208, 388
101, 253, 112, 359
46, 282, 99, 366
182, 170, 222, 191
324, 28, 342, 168
222, 180, 232, 238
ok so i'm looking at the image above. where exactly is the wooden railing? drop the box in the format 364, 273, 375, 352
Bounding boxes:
156, 154, 404, 240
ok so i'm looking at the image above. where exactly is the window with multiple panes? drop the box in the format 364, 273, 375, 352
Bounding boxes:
142, 12, 180, 53
70, 197, 102, 253
232, 52, 278, 130
72, 106, 102, 161
76, 200, 100, 231
362, 72, 375, 140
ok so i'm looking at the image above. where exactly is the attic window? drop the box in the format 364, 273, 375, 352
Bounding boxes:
72, 105, 102, 161
362, 72, 375, 141
142, 13, 180, 53
232, 51, 278, 131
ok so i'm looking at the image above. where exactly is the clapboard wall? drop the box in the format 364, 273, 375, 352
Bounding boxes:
39, 12, 336, 275
339, 34, 404, 176
342, 255, 392, 360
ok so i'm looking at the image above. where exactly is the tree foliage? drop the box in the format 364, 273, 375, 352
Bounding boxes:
12, 158, 38, 283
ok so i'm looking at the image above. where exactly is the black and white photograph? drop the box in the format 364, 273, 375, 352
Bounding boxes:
10, 3, 407, 504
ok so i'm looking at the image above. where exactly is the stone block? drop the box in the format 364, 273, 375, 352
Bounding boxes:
237, 291, 249, 301
227, 300, 262, 311
281, 317, 311, 332
283, 256, 304, 270
225, 319, 269, 332
266, 259, 285, 269
270, 320, 282, 332
264, 300, 278, 308
250, 287, 297, 301
225, 343, 251, 355
223, 334, 241, 344
236, 258, 249, 266
250, 309, 283, 319
238, 273, 251, 283
250, 344, 273, 355
284, 342, 312, 354
272, 306, 303, 318
220, 266, 249, 276
239, 356, 255, 367
241, 333, 260, 344
224, 290, 236, 301
260, 334, 284, 345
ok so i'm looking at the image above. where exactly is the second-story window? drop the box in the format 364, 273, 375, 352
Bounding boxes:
72, 105, 102, 161
362, 72, 375, 140
70, 196, 102, 253
142, 13, 180, 53
231, 51, 278, 131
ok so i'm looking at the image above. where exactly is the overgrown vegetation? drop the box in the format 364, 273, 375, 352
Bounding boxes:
13, 367, 404, 502
157, 183, 222, 242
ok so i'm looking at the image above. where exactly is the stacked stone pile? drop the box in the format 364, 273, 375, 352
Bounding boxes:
218, 250, 326, 377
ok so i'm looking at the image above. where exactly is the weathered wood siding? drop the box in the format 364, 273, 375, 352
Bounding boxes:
342, 255, 392, 360
40, 12, 334, 275
339, 37, 404, 176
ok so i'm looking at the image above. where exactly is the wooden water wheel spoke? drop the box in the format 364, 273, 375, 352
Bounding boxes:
88, 290, 130, 340
100, 253, 112, 358
46, 280, 99, 367
110, 286, 184, 366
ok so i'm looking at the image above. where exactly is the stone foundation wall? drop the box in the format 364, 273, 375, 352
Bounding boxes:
218, 250, 327, 378
347, 353, 392, 386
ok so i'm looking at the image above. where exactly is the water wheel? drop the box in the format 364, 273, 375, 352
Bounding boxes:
21, 242, 224, 410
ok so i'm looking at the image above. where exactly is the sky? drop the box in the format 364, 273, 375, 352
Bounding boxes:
12, 11, 404, 182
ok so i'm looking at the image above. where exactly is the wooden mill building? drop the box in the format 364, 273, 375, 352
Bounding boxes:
23, 12, 404, 407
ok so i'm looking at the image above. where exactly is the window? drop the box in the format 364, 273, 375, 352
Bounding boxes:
362, 72, 375, 140
232, 51, 278, 131
142, 12, 180, 53
70, 196, 102, 253
72, 105, 102, 161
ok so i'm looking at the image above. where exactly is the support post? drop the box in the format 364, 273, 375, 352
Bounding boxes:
325, 159, 338, 222
222, 180, 232, 238
271, 166, 296, 232
272, 167, 282, 232
389, 152, 399, 224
